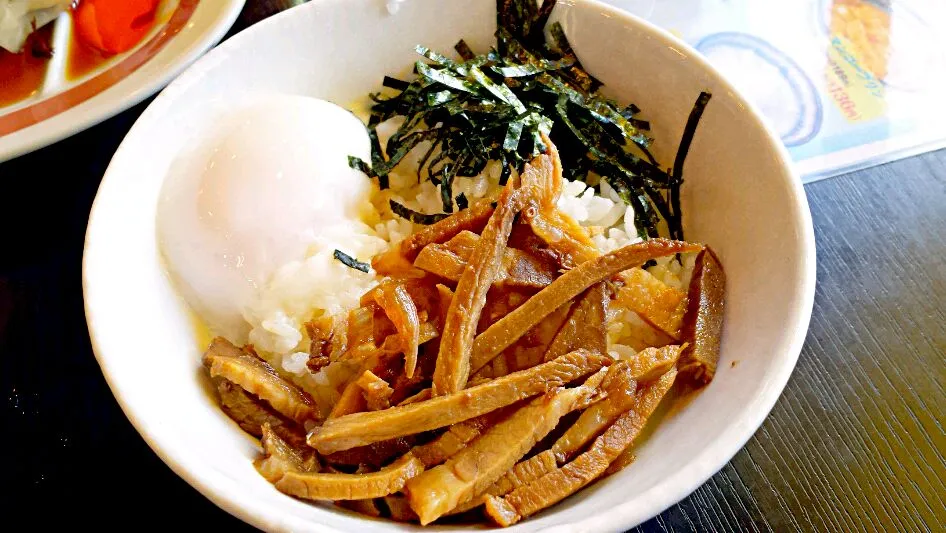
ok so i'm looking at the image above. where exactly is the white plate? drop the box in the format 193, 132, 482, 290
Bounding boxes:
84, 0, 816, 530
0, 0, 245, 162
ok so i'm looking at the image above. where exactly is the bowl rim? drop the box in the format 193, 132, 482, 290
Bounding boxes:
83, 0, 817, 530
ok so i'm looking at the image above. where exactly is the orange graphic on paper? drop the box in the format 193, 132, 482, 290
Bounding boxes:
825, 0, 889, 122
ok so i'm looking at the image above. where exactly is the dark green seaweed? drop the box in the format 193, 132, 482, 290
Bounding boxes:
455, 192, 469, 210
389, 199, 450, 225
348, 0, 710, 240
333, 249, 371, 273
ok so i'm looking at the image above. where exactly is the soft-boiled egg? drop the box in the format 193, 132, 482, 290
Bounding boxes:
158, 95, 375, 343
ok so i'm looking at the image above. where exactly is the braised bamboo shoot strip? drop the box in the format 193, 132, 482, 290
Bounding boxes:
605, 451, 637, 475
274, 451, 425, 501
435, 284, 453, 329
433, 174, 527, 395
525, 133, 564, 208
551, 361, 637, 463
204, 337, 318, 425
625, 344, 685, 382
372, 199, 495, 275
410, 409, 509, 468
486, 450, 558, 502
519, 136, 600, 266
448, 231, 560, 287
447, 449, 558, 516
255, 424, 319, 484
616, 267, 688, 338
309, 349, 609, 454
551, 346, 683, 463
327, 340, 403, 420
471, 297, 573, 381
397, 387, 432, 406
524, 206, 600, 266
543, 282, 609, 361
323, 437, 416, 468
412, 244, 468, 283
404, 371, 606, 524
374, 280, 422, 378
471, 239, 703, 373
384, 495, 420, 522
336, 498, 383, 517
456, 362, 635, 513
484, 368, 678, 526
678, 247, 726, 383
216, 381, 308, 451
330, 377, 369, 419
356, 370, 394, 411
413, 234, 558, 289
454, 346, 681, 512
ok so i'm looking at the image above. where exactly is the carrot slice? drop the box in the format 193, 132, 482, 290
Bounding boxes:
73, 0, 159, 55
471, 239, 703, 373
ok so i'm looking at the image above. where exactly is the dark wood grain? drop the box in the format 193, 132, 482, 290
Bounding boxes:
635, 150, 946, 533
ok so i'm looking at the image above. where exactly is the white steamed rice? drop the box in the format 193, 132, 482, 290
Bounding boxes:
240, 124, 686, 413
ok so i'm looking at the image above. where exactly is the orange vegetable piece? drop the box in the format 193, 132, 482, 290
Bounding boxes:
74, 0, 160, 55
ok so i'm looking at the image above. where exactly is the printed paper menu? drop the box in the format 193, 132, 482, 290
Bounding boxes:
604, 0, 946, 182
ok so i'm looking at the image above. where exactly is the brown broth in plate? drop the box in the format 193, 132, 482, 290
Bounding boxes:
0, 25, 54, 108
66, 20, 114, 83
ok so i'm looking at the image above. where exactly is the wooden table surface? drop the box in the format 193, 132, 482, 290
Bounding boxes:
3, 12, 944, 532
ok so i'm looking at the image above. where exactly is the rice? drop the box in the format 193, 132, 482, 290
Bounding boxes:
240, 127, 685, 413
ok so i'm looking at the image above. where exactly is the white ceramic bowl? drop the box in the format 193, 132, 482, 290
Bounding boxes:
83, 0, 816, 531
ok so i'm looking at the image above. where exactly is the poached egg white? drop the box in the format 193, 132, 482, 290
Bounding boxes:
157, 95, 375, 343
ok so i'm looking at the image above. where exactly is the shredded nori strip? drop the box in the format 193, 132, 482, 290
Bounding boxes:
347, 0, 711, 240
455, 192, 469, 210
389, 199, 450, 225
667, 91, 712, 240
333, 249, 371, 273
382, 76, 410, 91
455, 39, 475, 60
